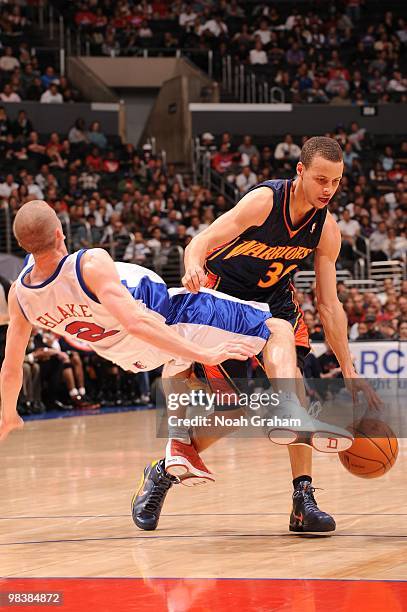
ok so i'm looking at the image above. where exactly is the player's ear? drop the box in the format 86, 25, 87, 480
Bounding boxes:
55, 225, 65, 242
296, 161, 304, 177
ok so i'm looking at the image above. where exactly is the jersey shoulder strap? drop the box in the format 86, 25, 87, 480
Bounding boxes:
242, 179, 290, 232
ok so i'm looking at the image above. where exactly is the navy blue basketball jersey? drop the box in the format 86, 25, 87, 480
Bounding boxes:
205, 179, 327, 314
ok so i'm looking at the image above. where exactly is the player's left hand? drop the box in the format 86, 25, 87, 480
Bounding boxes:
345, 373, 382, 410
182, 264, 208, 293
201, 341, 255, 366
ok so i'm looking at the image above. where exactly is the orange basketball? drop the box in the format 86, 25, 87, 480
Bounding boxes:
338, 418, 398, 479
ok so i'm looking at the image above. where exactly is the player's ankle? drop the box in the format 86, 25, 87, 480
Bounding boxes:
169, 435, 191, 445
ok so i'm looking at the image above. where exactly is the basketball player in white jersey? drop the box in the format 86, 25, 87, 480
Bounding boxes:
1, 201, 351, 477
0, 201, 263, 438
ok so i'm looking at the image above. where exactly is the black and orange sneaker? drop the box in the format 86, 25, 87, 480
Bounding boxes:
131, 459, 177, 531
289, 481, 336, 533
165, 440, 215, 486
72, 395, 101, 410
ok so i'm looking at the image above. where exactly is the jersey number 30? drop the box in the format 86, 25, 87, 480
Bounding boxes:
257, 262, 297, 288
65, 321, 120, 342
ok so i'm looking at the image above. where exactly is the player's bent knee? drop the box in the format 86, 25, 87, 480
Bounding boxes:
162, 364, 192, 379
266, 317, 294, 335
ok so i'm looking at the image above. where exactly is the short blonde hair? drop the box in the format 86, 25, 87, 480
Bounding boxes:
13, 200, 61, 255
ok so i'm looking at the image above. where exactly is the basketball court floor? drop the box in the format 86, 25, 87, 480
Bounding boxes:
1, 408, 406, 611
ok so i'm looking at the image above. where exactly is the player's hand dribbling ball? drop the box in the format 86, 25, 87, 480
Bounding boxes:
338, 418, 398, 478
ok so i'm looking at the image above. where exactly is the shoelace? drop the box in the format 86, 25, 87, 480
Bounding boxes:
302, 485, 324, 512
307, 401, 323, 419
143, 464, 180, 513
144, 479, 172, 513
145, 483, 169, 512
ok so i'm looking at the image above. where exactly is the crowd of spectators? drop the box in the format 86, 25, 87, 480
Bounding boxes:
51, 0, 407, 104
0, 105, 405, 357
0, 51, 81, 102
0, 2, 81, 103
299, 279, 407, 344
0, 43, 80, 104
0, 109, 224, 268
298, 277, 407, 387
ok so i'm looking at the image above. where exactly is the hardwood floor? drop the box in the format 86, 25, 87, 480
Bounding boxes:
1, 410, 406, 581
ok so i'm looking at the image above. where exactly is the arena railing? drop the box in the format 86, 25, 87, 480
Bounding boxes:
353, 235, 371, 280
86, 48, 214, 79
160, 246, 185, 288
222, 56, 285, 103
294, 270, 353, 292
343, 279, 378, 294
36, 4, 216, 79
32, 46, 65, 76
369, 260, 406, 290
0, 203, 12, 255
192, 138, 239, 207
25, 3, 68, 75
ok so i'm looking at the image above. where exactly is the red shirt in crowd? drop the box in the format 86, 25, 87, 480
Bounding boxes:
86, 153, 103, 171
75, 11, 96, 26
211, 152, 234, 174
103, 158, 120, 173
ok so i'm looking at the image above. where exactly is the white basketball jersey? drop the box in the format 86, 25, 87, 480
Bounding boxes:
15, 250, 174, 372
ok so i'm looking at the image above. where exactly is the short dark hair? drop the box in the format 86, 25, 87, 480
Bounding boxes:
300, 137, 343, 167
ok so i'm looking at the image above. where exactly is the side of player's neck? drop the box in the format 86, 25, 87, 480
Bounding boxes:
290, 178, 314, 225
30, 248, 68, 283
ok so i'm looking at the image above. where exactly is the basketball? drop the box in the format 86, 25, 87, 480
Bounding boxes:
338, 418, 399, 479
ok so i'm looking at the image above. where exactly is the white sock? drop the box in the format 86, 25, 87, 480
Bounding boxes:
69, 388, 79, 398
169, 430, 191, 444
171, 437, 191, 444
79, 387, 86, 396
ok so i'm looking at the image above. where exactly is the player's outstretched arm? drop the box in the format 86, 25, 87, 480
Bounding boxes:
315, 215, 355, 376
315, 214, 380, 408
0, 285, 32, 441
183, 187, 273, 292
81, 249, 256, 366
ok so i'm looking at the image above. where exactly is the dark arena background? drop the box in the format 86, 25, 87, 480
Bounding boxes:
0, 0, 406, 610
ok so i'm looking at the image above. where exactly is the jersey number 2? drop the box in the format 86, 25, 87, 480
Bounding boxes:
65, 321, 120, 342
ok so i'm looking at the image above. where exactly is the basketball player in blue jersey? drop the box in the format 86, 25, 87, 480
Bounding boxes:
0, 200, 349, 452
133, 137, 379, 534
